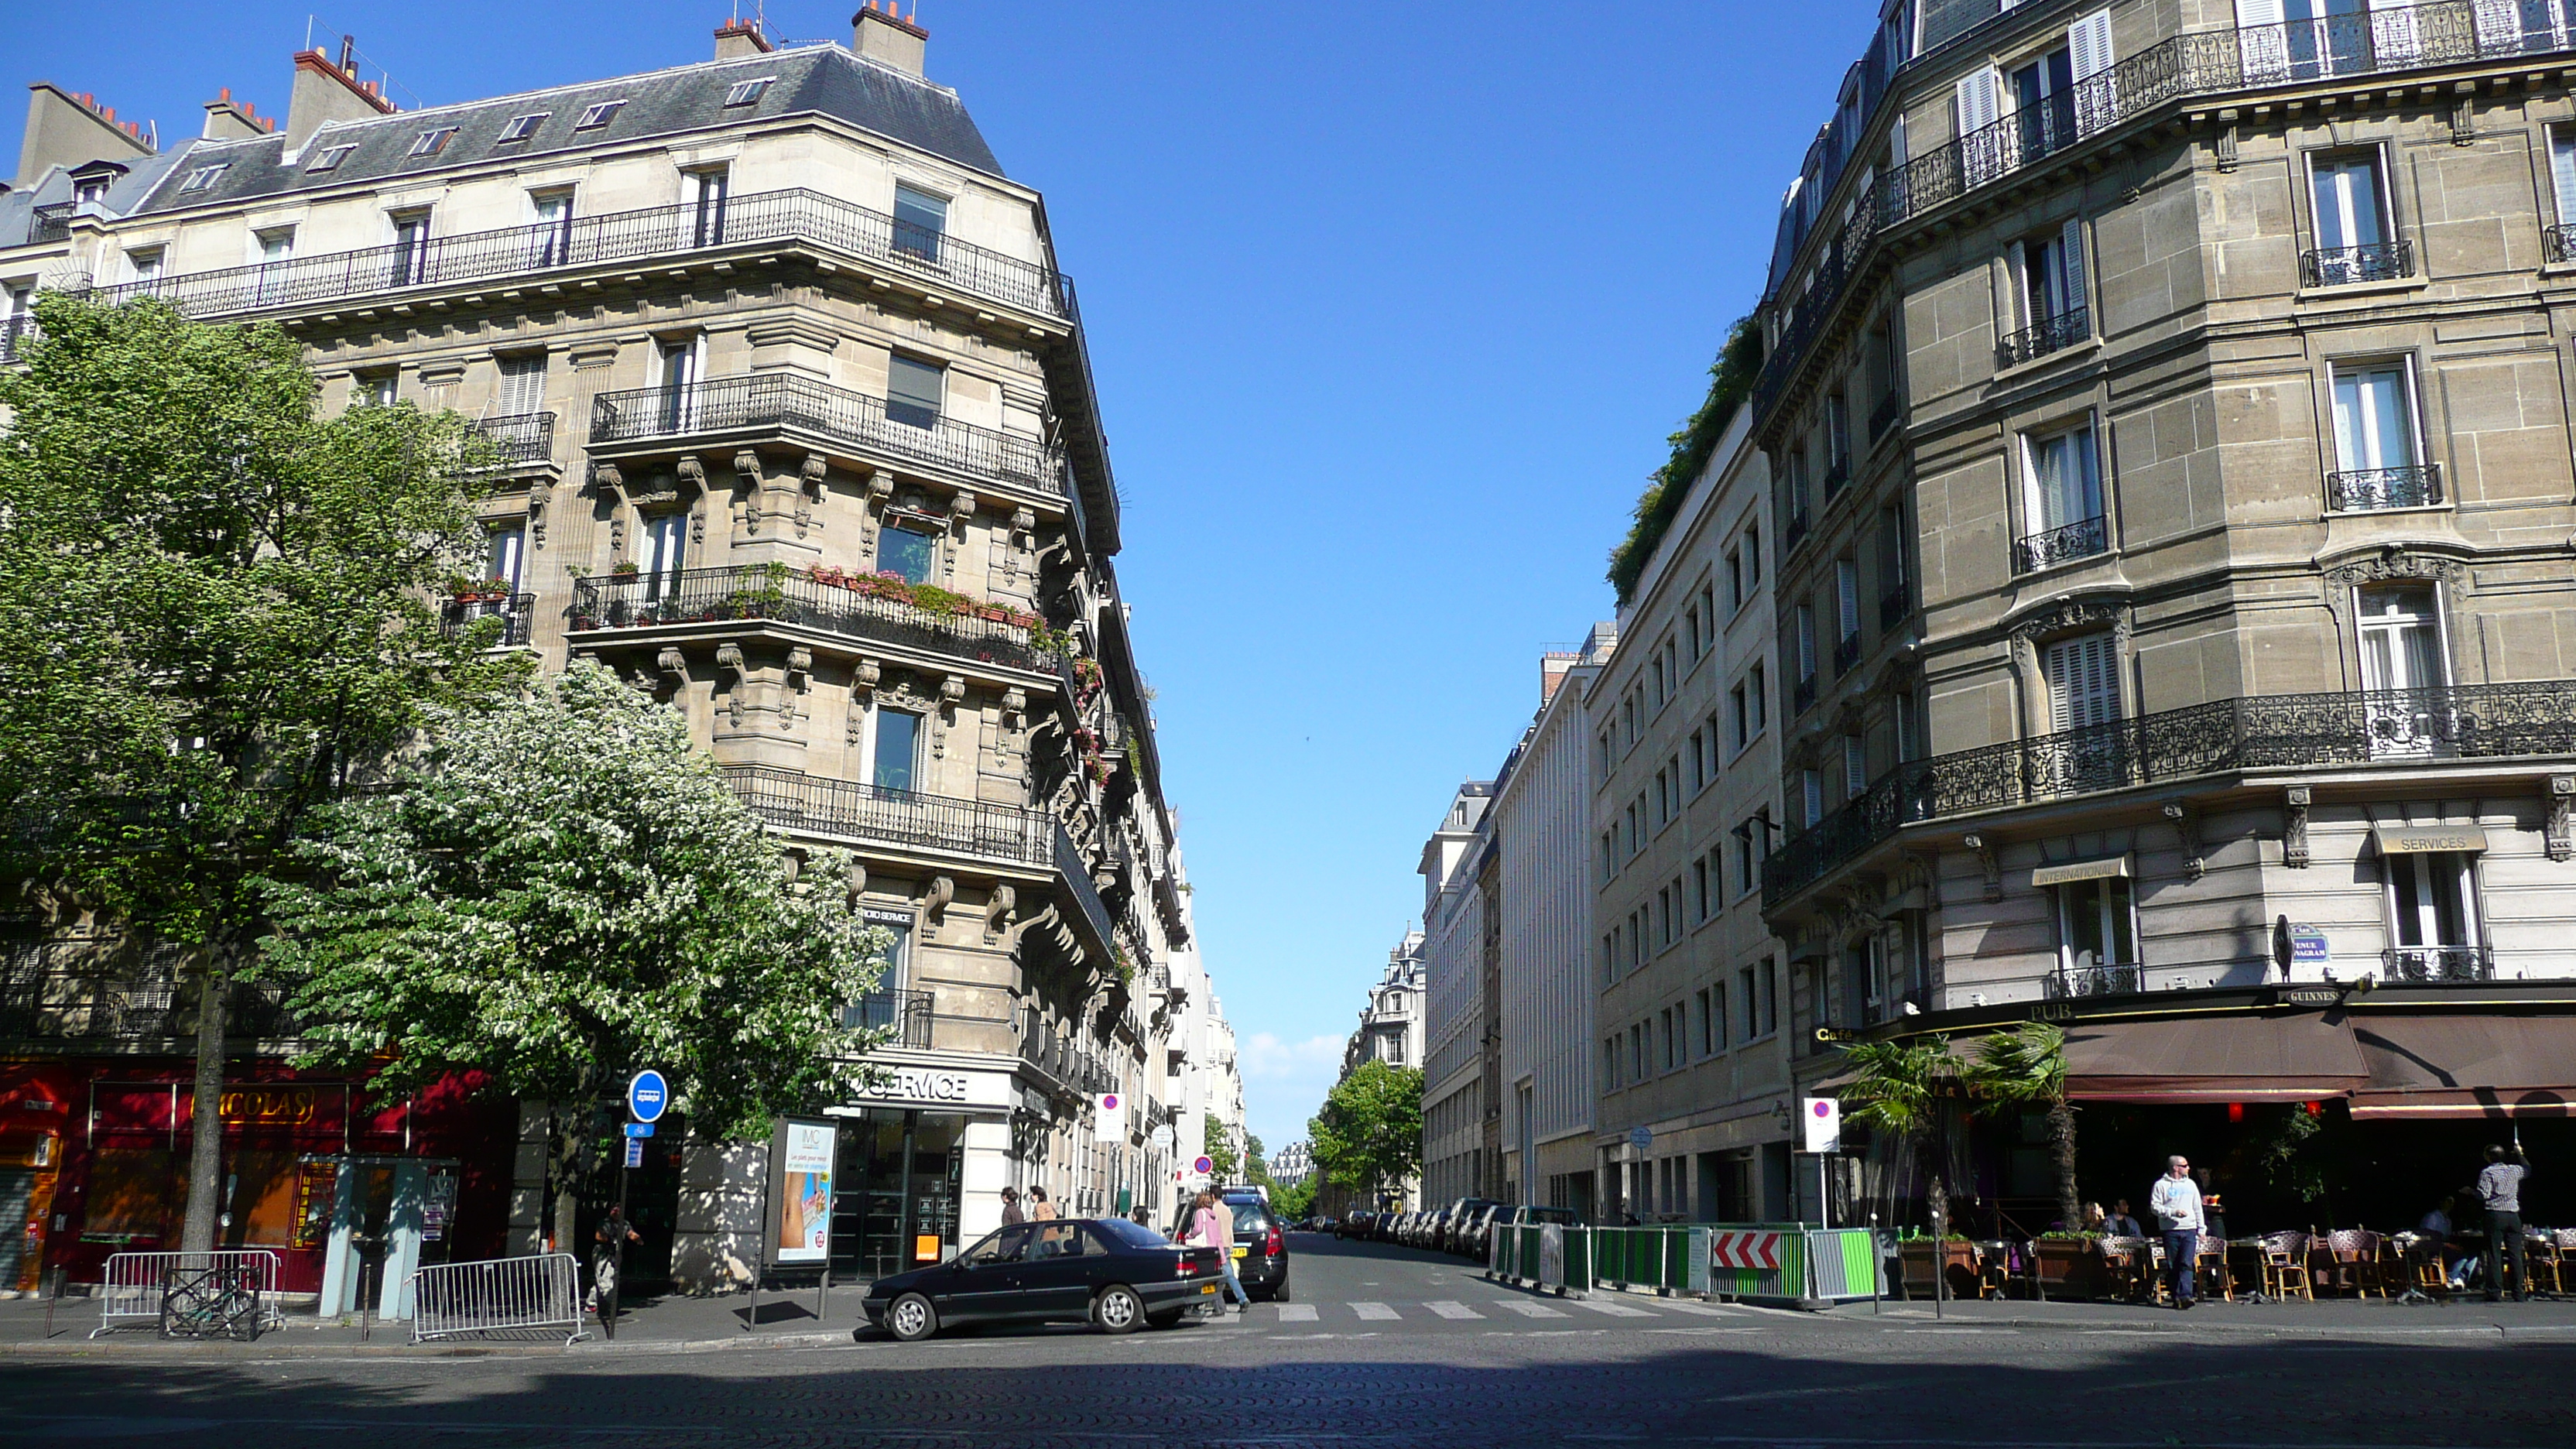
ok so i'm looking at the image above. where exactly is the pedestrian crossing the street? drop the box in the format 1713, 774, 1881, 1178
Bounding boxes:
1256, 1296, 1750, 1327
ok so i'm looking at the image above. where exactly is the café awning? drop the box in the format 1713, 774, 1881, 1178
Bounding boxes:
2348, 1015, 2576, 1119
2062, 1014, 2370, 1104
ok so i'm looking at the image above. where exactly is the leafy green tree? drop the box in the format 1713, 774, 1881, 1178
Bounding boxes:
0, 293, 521, 1251
1963, 1022, 2081, 1231
1842, 1035, 1965, 1230
1203, 1119, 1241, 1183
261, 662, 892, 1249
1243, 1131, 1269, 1183
1309, 1060, 1423, 1207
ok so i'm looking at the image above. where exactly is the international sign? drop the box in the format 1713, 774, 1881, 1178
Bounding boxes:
1629, 1125, 1653, 1151
1801, 1097, 1841, 1154
627, 1069, 669, 1124
1193, 1155, 1214, 1176
1094, 1092, 1124, 1142
623, 1122, 654, 1139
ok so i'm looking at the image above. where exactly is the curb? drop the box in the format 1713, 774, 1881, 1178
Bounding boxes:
0, 1327, 862, 1361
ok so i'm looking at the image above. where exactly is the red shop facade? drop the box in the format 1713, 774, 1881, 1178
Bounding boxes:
0, 1057, 516, 1295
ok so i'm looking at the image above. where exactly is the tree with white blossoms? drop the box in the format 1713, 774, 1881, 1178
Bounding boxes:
260, 661, 893, 1251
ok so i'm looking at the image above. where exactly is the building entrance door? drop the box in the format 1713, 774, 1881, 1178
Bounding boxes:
830, 1111, 964, 1280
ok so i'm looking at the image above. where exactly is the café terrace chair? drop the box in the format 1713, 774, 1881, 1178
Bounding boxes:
2527, 1229, 2573, 1296
2096, 1235, 2150, 1302
2257, 1231, 2314, 1302
2318, 1228, 2382, 1298
2194, 1235, 2235, 1302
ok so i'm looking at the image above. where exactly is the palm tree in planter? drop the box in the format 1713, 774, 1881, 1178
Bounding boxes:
1964, 1021, 2079, 1232
1842, 1036, 1969, 1298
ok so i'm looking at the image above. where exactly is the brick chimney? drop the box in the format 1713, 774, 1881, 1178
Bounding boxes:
284, 42, 395, 151
15, 83, 154, 189
852, 1, 927, 77
202, 87, 275, 141
714, 19, 773, 60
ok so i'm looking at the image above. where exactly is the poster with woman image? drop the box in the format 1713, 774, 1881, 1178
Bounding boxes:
774, 1119, 837, 1264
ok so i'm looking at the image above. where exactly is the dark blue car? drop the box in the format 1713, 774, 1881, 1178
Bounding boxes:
861, 1217, 1225, 1341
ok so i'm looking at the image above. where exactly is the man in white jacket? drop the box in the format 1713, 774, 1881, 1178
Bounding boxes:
2148, 1155, 2205, 1310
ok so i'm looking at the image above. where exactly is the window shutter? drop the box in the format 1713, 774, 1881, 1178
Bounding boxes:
2059, 218, 2088, 325
2006, 238, 2031, 331
1955, 67, 2000, 137
2046, 633, 2122, 731
2069, 10, 2116, 132
498, 356, 547, 417
2553, 129, 2576, 220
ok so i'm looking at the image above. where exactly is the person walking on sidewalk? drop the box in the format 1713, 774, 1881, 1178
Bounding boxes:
2477, 1143, 2532, 1303
1000, 1187, 1025, 1227
585, 1207, 642, 1315
2149, 1155, 2204, 1310
1197, 1189, 1250, 1313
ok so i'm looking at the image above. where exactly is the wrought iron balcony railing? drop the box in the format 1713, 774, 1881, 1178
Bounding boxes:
1792, 673, 1817, 717
2013, 514, 2110, 574
589, 372, 1062, 495
721, 763, 1055, 867
1833, 631, 1862, 677
441, 592, 535, 646
572, 564, 1062, 673
1879, 581, 1910, 631
81, 187, 1070, 323
0, 959, 300, 1043
0, 315, 33, 363
2382, 945, 2492, 982
1754, 1, 2555, 426
2550, 224, 2576, 264
844, 986, 935, 1048
1054, 827, 1118, 964
1763, 676, 2576, 907
468, 410, 556, 468
2302, 239, 2415, 288
1784, 506, 1811, 556
2328, 463, 2443, 512
2046, 964, 2145, 999
29, 202, 74, 245
1998, 307, 2091, 368
1822, 459, 1849, 502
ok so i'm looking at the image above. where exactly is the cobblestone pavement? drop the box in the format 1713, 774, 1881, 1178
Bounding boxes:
8, 1234, 2576, 1447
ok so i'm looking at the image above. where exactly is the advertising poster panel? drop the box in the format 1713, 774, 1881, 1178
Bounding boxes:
771, 1118, 838, 1266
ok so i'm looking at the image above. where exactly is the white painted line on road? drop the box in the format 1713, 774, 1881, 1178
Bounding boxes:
1656, 1300, 1747, 1317
1350, 1301, 1402, 1321
1494, 1300, 1571, 1318
1275, 1303, 1320, 1322
1569, 1298, 1657, 1317
1424, 1301, 1485, 1320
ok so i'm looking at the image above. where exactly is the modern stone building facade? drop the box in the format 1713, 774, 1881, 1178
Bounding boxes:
1420, 782, 1499, 1208
1, 9, 1231, 1290
1589, 415, 1797, 1225
1755, 0, 2576, 1218
1316, 932, 1426, 1216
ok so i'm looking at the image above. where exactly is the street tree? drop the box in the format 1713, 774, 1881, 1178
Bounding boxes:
1309, 1060, 1423, 1208
1203, 1119, 1241, 1183
0, 293, 522, 1252
1965, 1022, 2081, 1231
260, 661, 893, 1249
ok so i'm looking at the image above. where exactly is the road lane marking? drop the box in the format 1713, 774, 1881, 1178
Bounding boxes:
1494, 1300, 1571, 1318
1569, 1298, 1657, 1317
1656, 1300, 1748, 1317
1424, 1301, 1485, 1320
1275, 1303, 1320, 1322
1350, 1301, 1402, 1321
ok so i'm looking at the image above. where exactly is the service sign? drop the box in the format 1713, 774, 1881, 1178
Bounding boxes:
1801, 1097, 1842, 1154
771, 1117, 838, 1266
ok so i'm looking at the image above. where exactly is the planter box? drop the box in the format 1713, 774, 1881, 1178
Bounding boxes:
2032, 1240, 2111, 1301
1897, 1240, 1980, 1300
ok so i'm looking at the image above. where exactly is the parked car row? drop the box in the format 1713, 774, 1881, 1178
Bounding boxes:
1329, 1198, 1581, 1260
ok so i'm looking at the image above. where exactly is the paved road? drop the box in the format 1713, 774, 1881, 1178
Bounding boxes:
9, 1231, 2576, 1447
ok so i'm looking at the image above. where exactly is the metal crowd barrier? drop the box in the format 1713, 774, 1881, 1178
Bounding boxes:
93, 1250, 286, 1338
407, 1252, 589, 1345
1490, 1222, 1882, 1307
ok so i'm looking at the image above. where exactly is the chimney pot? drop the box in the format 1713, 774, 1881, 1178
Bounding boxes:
852, 1, 929, 76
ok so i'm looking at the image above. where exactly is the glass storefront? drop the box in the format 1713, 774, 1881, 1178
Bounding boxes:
829, 1108, 964, 1280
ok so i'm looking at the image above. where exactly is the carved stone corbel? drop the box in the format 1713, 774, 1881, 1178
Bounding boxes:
716, 642, 747, 725
527, 478, 551, 550
731, 450, 763, 535
1011, 505, 1036, 546
1002, 686, 1028, 731
921, 873, 954, 927
798, 453, 828, 540
2163, 800, 2205, 882
2284, 785, 2313, 868
594, 461, 628, 559
2548, 775, 2574, 863
845, 859, 868, 901
951, 492, 978, 530
784, 646, 814, 729
655, 646, 687, 695
677, 458, 709, 546
987, 882, 1019, 942
1962, 832, 2002, 903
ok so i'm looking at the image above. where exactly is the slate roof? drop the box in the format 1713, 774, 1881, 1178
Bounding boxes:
2, 147, 192, 250
125, 44, 1002, 218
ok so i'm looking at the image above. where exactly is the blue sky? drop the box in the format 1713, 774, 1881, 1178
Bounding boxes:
6, 1, 1869, 1151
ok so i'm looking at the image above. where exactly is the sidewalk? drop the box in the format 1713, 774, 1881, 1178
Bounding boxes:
0, 1282, 872, 1358
1817, 1289, 2576, 1338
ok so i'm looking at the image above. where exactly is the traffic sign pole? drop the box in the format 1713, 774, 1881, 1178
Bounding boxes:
604, 1070, 667, 1341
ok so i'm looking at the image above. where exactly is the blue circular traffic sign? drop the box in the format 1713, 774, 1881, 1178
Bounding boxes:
627, 1069, 669, 1124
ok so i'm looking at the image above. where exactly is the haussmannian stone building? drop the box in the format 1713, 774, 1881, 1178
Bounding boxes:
0, 7, 1233, 1295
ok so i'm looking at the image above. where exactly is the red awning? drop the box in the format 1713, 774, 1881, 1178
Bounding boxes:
2348, 1015, 2576, 1119
2062, 1014, 2370, 1104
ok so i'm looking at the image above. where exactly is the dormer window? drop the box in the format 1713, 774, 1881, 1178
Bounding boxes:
723, 77, 776, 107
307, 143, 358, 173
574, 100, 626, 130
496, 112, 548, 143
178, 164, 228, 194
74, 177, 109, 204
408, 127, 458, 158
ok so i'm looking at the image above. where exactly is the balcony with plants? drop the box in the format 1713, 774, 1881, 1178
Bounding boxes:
570, 562, 1066, 676
1762, 676, 2576, 909
440, 581, 536, 647
588, 372, 1062, 497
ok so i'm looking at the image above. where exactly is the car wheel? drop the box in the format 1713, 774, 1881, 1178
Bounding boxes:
1094, 1284, 1146, 1334
886, 1293, 939, 1343
1272, 1276, 1291, 1303
1146, 1308, 1186, 1330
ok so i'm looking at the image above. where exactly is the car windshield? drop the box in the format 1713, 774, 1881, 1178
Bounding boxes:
1226, 1200, 1272, 1235
1091, 1217, 1170, 1249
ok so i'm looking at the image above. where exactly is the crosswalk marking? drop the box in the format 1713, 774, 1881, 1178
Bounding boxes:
1350, 1301, 1402, 1321
1423, 1300, 1485, 1320
1276, 1303, 1319, 1322
1569, 1297, 1656, 1317
1656, 1300, 1743, 1317
1492, 1300, 1571, 1318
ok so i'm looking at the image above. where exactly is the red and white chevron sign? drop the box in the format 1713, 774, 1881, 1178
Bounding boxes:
1708, 1231, 1782, 1270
